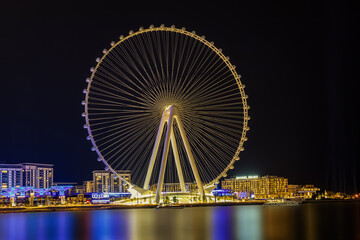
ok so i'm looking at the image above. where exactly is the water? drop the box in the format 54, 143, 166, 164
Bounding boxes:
0, 202, 359, 240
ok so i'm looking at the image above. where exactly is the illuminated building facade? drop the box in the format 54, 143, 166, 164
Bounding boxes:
0, 163, 53, 192
287, 184, 320, 198
297, 185, 320, 199
287, 184, 299, 197
222, 175, 288, 199
93, 170, 131, 193
83, 180, 94, 193
0, 164, 22, 191
23, 163, 53, 188
149, 182, 198, 192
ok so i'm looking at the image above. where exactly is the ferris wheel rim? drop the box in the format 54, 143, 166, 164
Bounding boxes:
83, 24, 250, 188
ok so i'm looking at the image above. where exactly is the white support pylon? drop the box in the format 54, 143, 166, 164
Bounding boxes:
170, 128, 186, 193
174, 112, 205, 198
143, 105, 204, 204
155, 107, 175, 203
143, 111, 166, 190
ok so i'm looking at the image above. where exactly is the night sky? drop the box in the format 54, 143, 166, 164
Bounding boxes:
1, 1, 358, 193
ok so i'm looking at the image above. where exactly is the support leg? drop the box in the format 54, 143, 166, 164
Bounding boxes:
143, 112, 166, 190
170, 128, 186, 192
175, 115, 205, 197
155, 108, 175, 204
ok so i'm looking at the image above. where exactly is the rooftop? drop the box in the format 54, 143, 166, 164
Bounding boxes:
0, 163, 54, 168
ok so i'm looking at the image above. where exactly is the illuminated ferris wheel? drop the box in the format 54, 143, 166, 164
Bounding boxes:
82, 24, 250, 203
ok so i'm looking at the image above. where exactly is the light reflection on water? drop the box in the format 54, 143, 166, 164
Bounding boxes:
0, 202, 359, 240
236, 205, 262, 240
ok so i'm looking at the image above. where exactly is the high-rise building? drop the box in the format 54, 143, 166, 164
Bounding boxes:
222, 175, 288, 199
93, 170, 131, 193
0, 163, 54, 192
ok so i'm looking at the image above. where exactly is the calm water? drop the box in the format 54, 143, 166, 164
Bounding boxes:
0, 202, 359, 240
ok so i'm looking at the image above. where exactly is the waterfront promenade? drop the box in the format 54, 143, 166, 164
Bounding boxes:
0, 201, 265, 214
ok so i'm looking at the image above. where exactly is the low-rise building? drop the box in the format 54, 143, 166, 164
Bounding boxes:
297, 185, 320, 199
83, 180, 94, 193
287, 184, 299, 197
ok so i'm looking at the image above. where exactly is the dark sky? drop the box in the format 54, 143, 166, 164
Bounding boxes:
0, 1, 358, 193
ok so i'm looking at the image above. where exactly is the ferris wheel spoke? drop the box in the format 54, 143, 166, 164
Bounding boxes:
88, 101, 150, 110
89, 87, 150, 107
100, 124, 155, 161
89, 113, 153, 127
106, 124, 157, 168
169, 31, 179, 97
87, 113, 159, 124
172, 32, 190, 96
130, 35, 163, 97
176, 37, 205, 92
196, 124, 239, 152
122, 36, 158, 91
89, 95, 143, 106
94, 122, 156, 145
91, 116, 154, 137
187, 120, 240, 149
195, 117, 243, 134
163, 31, 170, 91
196, 113, 244, 125
142, 32, 166, 94
154, 31, 167, 89
91, 116, 154, 136
93, 68, 156, 105
193, 102, 243, 110
113, 130, 155, 171
181, 48, 217, 96
185, 66, 233, 102
186, 132, 227, 181
104, 126, 155, 163
186, 51, 222, 90
122, 40, 166, 103
182, 61, 228, 101
91, 79, 140, 100
190, 92, 241, 107
175, 36, 199, 96
191, 77, 238, 102
99, 55, 158, 104
91, 114, 156, 133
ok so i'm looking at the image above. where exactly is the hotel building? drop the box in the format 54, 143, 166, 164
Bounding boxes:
222, 175, 288, 199
0, 163, 53, 191
93, 170, 131, 193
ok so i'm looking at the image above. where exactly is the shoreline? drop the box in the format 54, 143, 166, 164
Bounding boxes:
1, 199, 358, 214
0, 201, 264, 214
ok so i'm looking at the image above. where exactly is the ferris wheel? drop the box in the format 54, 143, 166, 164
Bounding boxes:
82, 24, 250, 202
